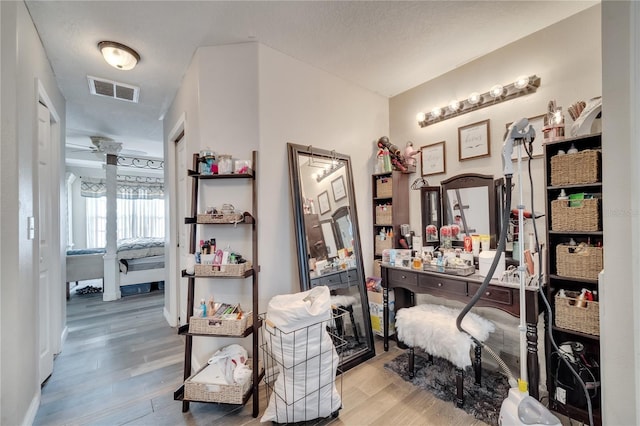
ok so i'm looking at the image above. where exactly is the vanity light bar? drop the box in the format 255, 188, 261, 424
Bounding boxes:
416, 75, 541, 128
315, 161, 345, 182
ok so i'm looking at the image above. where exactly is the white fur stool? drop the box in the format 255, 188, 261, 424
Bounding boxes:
330, 294, 360, 343
395, 304, 495, 407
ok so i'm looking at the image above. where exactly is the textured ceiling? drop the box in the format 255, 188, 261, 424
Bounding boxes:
25, 0, 598, 163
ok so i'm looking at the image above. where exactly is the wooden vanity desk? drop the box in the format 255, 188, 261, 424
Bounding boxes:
381, 264, 542, 399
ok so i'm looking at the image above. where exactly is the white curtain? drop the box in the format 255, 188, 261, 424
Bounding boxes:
83, 178, 165, 248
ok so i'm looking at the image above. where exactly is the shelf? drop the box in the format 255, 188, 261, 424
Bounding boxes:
188, 169, 254, 179
548, 274, 598, 285
185, 212, 254, 225
548, 230, 602, 236
546, 182, 602, 190
182, 268, 255, 278
551, 325, 600, 341
373, 196, 392, 201
178, 319, 262, 337
374, 223, 393, 227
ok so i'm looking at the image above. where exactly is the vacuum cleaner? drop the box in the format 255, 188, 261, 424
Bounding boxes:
456, 118, 561, 426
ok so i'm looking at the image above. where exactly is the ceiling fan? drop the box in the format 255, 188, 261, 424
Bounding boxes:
65, 136, 147, 157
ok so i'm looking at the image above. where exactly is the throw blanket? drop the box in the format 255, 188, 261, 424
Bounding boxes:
66, 237, 165, 260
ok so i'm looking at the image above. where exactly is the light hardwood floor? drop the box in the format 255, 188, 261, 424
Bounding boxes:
34, 289, 487, 426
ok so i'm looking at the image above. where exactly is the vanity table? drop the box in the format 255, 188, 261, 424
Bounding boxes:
381, 264, 541, 399
310, 267, 358, 290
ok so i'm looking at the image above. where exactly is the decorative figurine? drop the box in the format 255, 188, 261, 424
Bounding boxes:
403, 141, 420, 167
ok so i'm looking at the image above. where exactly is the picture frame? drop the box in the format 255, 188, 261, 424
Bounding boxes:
421, 141, 446, 176
458, 119, 490, 161
318, 190, 331, 215
331, 176, 347, 202
505, 114, 545, 160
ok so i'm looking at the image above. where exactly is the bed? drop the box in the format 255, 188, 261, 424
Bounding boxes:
66, 237, 166, 298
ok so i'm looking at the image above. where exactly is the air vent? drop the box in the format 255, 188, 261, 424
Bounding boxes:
87, 76, 139, 103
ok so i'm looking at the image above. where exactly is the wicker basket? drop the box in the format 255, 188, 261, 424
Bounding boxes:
556, 244, 603, 280
184, 359, 255, 404
189, 312, 252, 335
197, 212, 245, 224
375, 237, 393, 255
551, 198, 600, 231
375, 205, 392, 224
195, 261, 252, 277
376, 176, 393, 198
555, 293, 600, 336
373, 259, 382, 278
550, 149, 600, 186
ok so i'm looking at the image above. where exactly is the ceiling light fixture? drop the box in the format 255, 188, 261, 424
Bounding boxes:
416, 74, 541, 128
98, 41, 140, 70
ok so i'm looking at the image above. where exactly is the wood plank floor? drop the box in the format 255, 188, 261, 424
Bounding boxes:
34, 290, 487, 426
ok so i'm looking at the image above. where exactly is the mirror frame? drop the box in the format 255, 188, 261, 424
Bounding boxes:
440, 173, 500, 248
287, 143, 376, 371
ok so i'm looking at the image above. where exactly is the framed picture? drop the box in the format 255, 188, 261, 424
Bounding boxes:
331, 176, 346, 202
318, 191, 331, 215
458, 119, 490, 161
505, 114, 545, 160
421, 141, 446, 176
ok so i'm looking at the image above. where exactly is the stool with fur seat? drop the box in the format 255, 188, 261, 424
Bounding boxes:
395, 304, 494, 407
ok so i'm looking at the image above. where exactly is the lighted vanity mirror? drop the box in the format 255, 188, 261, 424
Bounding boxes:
287, 143, 376, 371
439, 173, 502, 248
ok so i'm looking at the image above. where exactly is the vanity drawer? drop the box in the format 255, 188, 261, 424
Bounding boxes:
341, 269, 358, 284
387, 269, 418, 287
468, 283, 513, 305
418, 275, 466, 296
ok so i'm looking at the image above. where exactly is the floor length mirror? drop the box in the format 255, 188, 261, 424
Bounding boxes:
287, 143, 376, 371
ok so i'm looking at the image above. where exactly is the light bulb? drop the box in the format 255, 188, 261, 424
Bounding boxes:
431, 107, 442, 119
468, 92, 481, 105
490, 84, 504, 98
416, 112, 426, 122
514, 76, 529, 89
448, 100, 461, 112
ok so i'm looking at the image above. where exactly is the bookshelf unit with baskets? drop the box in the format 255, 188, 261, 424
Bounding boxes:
543, 134, 602, 425
174, 151, 262, 418
372, 171, 409, 277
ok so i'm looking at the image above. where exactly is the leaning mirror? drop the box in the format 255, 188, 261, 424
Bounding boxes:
287, 143, 376, 371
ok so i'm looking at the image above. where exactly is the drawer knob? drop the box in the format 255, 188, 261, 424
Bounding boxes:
401, 275, 407, 279
485, 291, 491, 296
437, 282, 443, 287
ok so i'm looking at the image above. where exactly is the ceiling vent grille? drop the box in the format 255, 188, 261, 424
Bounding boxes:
87, 76, 139, 103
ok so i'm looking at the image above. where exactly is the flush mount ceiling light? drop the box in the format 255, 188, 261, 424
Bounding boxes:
98, 41, 140, 70
416, 74, 541, 128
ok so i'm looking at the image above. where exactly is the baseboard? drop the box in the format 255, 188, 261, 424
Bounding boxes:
102, 290, 121, 301
163, 306, 177, 327
22, 389, 40, 426
60, 325, 69, 348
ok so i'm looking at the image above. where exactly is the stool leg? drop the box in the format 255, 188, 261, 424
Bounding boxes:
427, 353, 433, 365
474, 345, 482, 386
455, 368, 464, 408
408, 347, 415, 378
347, 305, 360, 343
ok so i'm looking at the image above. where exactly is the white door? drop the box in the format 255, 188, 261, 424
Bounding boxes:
175, 135, 188, 325
38, 102, 53, 383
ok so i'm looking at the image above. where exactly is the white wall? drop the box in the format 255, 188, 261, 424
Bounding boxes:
163, 42, 388, 367
601, 1, 638, 423
0, 2, 66, 425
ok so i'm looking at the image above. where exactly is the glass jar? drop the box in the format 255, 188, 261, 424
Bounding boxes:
218, 154, 233, 174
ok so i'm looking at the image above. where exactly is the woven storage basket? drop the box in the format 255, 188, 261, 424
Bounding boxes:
184, 359, 254, 404
189, 312, 252, 335
195, 261, 252, 277
550, 150, 600, 186
555, 293, 600, 336
551, 198, 600, 231
556, 244, 603, 280
376, 176, 393, 198
197, 212, 244, 224
375, 205, 392, 224
375, 237, 393, 255
373, 259, 382, 278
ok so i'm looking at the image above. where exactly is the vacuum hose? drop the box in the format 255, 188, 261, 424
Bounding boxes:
456, 175, 517, 386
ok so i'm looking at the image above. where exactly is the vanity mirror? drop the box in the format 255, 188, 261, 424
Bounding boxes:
422, 173, 502, 248
287, 143, 376, 371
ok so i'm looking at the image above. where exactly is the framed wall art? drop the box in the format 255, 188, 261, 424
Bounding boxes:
458, 119, 490, 161
317, 190, 331, 215
505, 114, 545, 160
421, 141, 446, 176
331, 176, 346, 202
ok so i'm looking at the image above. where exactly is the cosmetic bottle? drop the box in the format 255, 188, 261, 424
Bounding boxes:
200, 299, 207, 317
